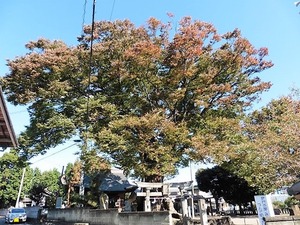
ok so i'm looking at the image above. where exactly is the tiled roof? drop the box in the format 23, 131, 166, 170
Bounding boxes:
83, 168, 138, 193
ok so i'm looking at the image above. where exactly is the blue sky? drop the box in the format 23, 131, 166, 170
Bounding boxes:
1, 1, 300, 177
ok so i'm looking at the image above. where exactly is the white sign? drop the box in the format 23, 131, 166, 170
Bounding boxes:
254, 195, 275, 225
55, 197, 63, 209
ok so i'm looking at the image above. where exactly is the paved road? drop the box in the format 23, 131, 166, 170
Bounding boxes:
1, 214, 260, 225
0, 216, 73, 225
0, 216, 43, 225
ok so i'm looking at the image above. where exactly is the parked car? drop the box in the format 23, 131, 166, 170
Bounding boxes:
5, 207, 27, 223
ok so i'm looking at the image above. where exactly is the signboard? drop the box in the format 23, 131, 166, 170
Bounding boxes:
55, 197, 63, 209
254, 195, 274, 225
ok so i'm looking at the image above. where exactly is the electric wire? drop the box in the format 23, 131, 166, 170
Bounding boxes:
10, 109, 27, 115
81, 0, 88, 34
109, 0, 116, 21
31, 143, 78, 164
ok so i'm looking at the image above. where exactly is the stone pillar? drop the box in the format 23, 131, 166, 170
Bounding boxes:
188, 197, 195, 218
198, 198, 208, 225
99, 193, 109, 210
144, 188, 151, 212
181, 198, 188, 217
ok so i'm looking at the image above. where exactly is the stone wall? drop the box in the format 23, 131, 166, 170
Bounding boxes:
118, 211, 171, 225
265, 216, 300, 225
24, 206, 41, 219
47, 208, 171, 225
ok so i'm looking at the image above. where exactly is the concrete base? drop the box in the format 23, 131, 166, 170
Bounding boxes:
266, 216, 300, 225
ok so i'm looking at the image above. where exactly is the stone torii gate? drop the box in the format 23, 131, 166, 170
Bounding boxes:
135, 181, 208, 225
135, 182, 169, 212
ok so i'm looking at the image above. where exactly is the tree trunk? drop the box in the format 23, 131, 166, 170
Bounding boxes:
67, 184, 71, 207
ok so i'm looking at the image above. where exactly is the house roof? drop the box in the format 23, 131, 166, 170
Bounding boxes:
287, 181, 300, 196
0, 87, 18, 149
83, 168, 137, 193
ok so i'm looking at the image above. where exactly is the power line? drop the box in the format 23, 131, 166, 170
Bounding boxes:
81, 0, 88, 34
10, 109, 27, 115
30, 143, 78, 165
109, 0, 116, 21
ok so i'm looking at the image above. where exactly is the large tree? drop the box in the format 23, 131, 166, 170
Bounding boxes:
28, 167, 63, 208
225, 96, 300, 193
196, 165, 258, 214
1, 16, 272, 181
0, 150, 30, 208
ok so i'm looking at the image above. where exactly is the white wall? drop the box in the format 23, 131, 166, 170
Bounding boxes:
48, 208, 171, 225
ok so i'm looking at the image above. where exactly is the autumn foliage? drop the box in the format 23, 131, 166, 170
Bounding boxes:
230, 96, 300, 192
1, 17, 273, 184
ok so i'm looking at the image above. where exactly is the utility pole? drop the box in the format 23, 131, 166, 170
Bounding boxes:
16, 168, 26, 207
